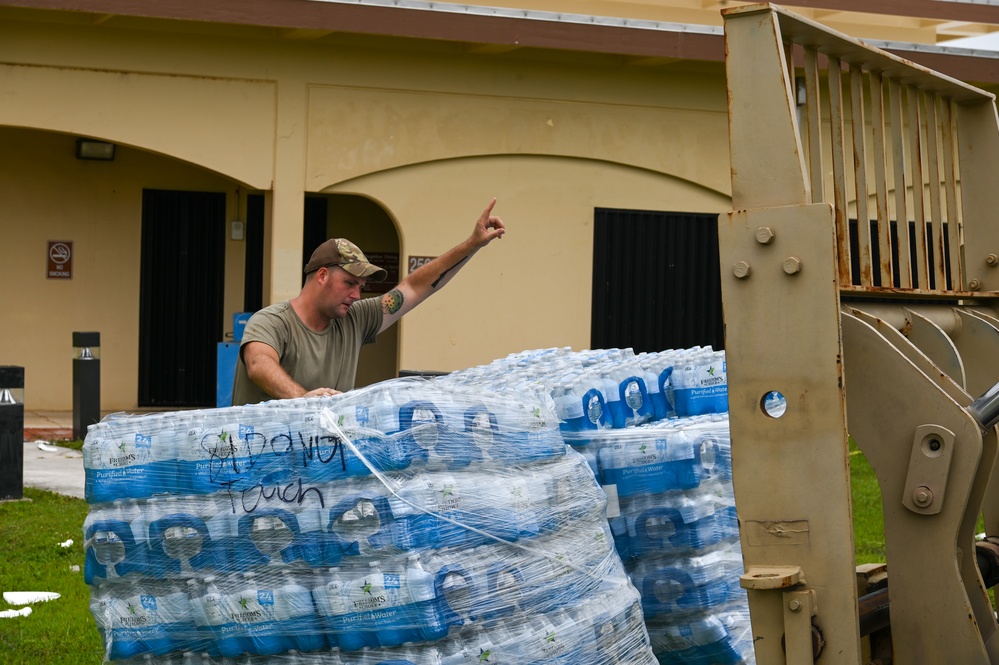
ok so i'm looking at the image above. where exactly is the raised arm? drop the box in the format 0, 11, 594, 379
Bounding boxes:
378, 198, 506, 333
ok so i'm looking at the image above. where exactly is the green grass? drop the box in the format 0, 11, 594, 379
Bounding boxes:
850, 440, 888, 565
0, 487, 104, 664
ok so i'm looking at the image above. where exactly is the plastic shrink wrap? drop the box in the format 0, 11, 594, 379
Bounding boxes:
83, 378, 658, 665
445, 347, 755, 665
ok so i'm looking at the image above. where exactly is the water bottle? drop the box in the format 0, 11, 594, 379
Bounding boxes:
478, 562, 525, 622
237, 570, 288, 656
439, 626, 504, 665
615, 363, 656, 428
180, 412, 215, 495
663, 427, 706, 491
311, 566, 347, 650
687, 424, 733, 484
406, 554, 449, 643
208, 416, 257, 492
230, 411, 270, 488
186, 577, 219, 657
300, 411, 352, 485
85, 499, 147, 582
276, 568, 326, 653
202, 493, 240, 574
196, 574, 244, 658
502, 394, 565, 463
461, 404, 498, 463
636, 355, 667, 424
384, 473, 462, 551
330, 401, 411, 478
148, 412, 187, 496
367, 559, 411, 649
431, 562, 475, 631
330, 561, 399, 651
146, 495, 212, 577
556, 378, 608, 433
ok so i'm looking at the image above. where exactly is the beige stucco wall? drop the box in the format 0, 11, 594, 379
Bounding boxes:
0, 13, 733, 411
0, 128, 245, 410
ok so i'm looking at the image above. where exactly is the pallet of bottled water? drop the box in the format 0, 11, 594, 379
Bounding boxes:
445, 347, 756, 665
83, 378, 658, 664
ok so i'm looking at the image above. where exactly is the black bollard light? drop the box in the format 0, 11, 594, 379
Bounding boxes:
0, 366, 25, 501
73, 332, 101, 441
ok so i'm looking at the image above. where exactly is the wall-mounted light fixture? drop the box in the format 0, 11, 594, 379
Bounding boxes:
75, 139, 116, 161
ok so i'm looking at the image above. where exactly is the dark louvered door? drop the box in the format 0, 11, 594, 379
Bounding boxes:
244, 193, 265, 313
139, 189, 226, 406
301, 196, 329, 287
591, 208, 723, 352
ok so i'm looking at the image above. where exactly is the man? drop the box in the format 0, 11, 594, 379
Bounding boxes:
231, 198, 506, 405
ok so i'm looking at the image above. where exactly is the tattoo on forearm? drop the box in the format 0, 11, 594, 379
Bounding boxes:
383, 289, 404, 315
431, 256, 469, 288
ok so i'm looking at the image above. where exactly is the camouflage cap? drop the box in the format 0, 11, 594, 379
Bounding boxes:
304, 238, 388, 282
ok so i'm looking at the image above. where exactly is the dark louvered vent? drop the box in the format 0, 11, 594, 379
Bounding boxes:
244, 194, 265, 313
591, 208, 723, 353
301, 196, 329, 287
139, 189, 226, 406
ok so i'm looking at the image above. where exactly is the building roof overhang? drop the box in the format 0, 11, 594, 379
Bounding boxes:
3, 0, 999, 84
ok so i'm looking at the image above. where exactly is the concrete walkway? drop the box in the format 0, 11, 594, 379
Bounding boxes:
20, 410, 84, 500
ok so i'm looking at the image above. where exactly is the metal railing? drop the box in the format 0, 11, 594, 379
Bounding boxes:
726, 2, 999, 296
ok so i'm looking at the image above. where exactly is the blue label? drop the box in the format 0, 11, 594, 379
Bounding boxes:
135, 433, 152, 448
384, 574, 401, 589
355, 406, 370, 425
239, 424, 255, 439
140, 595, 157, 611
258, 590, 274, 605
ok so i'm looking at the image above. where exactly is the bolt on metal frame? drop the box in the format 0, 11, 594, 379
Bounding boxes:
721, 3, 999, 663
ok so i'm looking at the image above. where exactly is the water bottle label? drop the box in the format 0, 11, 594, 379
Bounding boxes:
97, 439, 152, 469
426, 479, 462, 514
621, 441, 665, 467
228, 588, 276, 624
201, 593, 229, 625
345, 573, 402, 612
355, 406, 370, 426
314, 579, 349, 615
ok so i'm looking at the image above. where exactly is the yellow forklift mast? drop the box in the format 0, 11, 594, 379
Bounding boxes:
721, 4, 999, 663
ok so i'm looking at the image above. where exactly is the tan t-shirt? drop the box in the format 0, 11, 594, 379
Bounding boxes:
231, 298, 382, 405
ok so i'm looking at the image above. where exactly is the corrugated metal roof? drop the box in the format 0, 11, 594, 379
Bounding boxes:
309, 0, 999, 59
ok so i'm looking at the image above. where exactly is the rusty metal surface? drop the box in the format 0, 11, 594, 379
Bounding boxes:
842, 311, 999, 664
719, 201, 860, 664
723, 4, 999, 664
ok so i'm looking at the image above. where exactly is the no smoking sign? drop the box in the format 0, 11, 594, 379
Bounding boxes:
47, 240, 73, 279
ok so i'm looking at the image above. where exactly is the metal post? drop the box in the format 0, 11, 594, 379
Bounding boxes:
73, 331, 100, 440
0, 366, 25, 501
